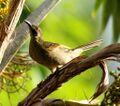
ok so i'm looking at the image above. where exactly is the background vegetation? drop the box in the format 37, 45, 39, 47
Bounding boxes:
0, 0, 119, 105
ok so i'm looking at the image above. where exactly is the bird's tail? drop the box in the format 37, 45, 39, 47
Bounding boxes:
72, 39, 102, 52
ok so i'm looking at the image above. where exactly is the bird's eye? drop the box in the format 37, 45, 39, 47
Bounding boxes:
30, 26, 38, 36
32, 30, 37, 36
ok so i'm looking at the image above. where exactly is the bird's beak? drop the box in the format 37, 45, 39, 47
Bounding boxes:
24, 20, 32, 29
24, 20, 40, 37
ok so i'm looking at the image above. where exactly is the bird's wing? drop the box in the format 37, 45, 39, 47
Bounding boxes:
41, 41, 72, 64
42, 41, 60, 51
42, 41, 69, 51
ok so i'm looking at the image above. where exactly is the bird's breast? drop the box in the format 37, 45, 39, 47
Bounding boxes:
29, 39, 59, 69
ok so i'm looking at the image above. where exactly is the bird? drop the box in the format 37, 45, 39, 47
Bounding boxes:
24, 20, 102, 72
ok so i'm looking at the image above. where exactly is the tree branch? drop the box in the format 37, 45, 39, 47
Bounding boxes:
0, 0, 61, 72
18, 43, 120, 106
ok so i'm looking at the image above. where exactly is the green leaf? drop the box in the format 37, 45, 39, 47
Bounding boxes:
92, 0, 104, 18
94, 0, 104, 11
113, 0, 120, 42
102, 0, 115, 31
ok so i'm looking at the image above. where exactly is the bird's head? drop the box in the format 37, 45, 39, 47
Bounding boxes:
24, 20, 42, 38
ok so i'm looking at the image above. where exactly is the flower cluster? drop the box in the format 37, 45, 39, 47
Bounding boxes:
0, 0, 10, 22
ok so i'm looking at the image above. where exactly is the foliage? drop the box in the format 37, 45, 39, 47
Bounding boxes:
94, 0, 120, 42
0, 54, 32, 106
101, 70, 120, 105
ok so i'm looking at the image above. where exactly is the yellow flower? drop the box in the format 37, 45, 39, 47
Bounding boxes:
0, 0, 10, 22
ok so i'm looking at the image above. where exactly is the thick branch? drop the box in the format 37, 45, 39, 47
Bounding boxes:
0, 0, 61, 72
18, 44, 120, 106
